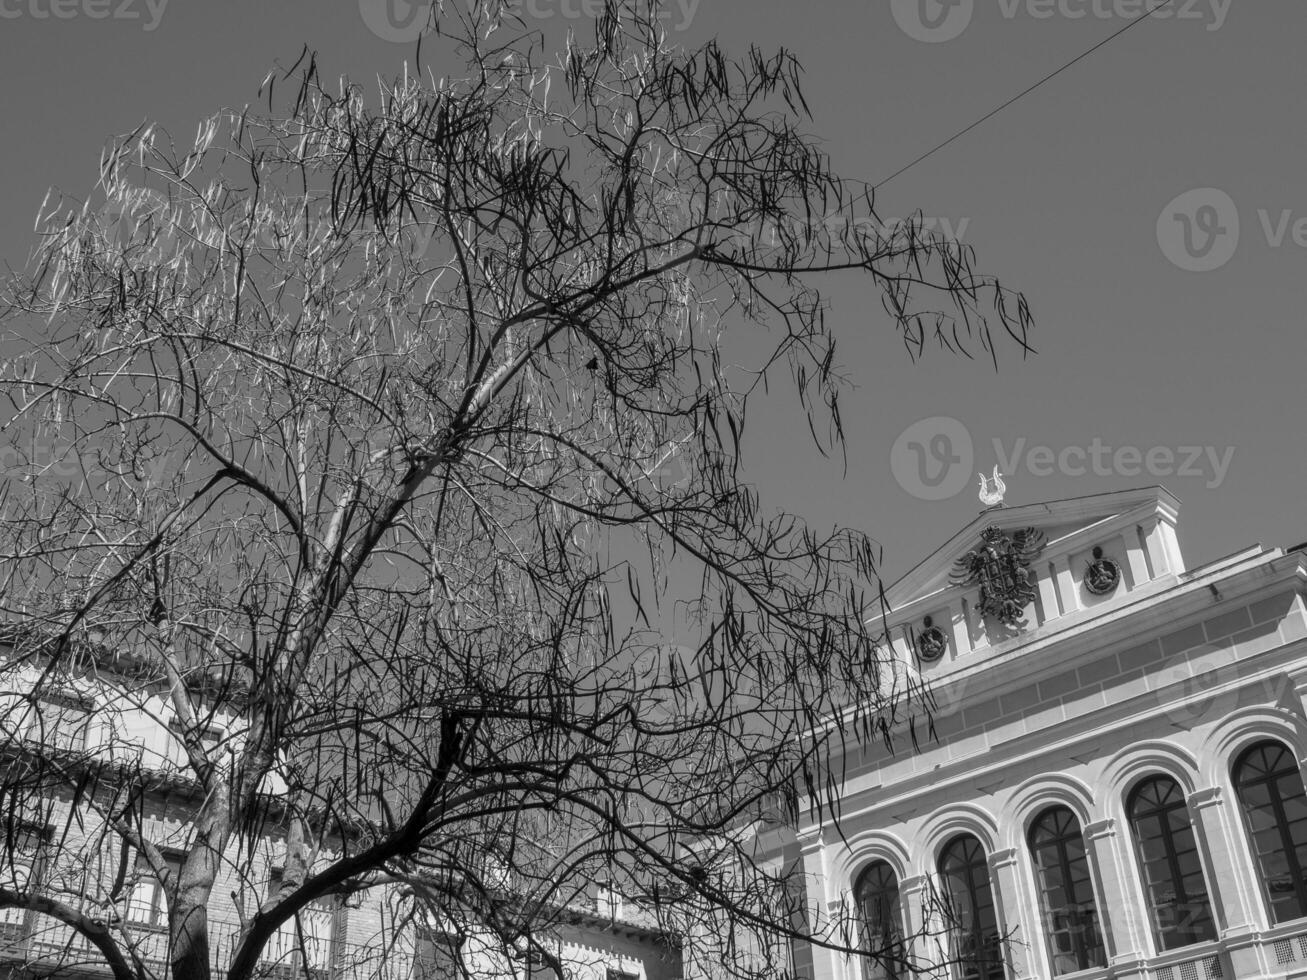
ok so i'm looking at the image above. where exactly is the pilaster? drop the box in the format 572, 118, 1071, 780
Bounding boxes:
1122, 532, 1151, 590
1187, 787, 1263, 980
946, 598, 972, 660
1052, 555, 1080, 617
900, 875, 950, 980
796, 828, 841, 980
1140, 517, 1172, 577
987, 848, 1038, 980
1037, 565, 1062, 624
1083, 818, 1148, 980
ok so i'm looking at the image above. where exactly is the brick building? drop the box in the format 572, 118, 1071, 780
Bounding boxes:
779, 486, 1307, 980
0, 639, 682, 980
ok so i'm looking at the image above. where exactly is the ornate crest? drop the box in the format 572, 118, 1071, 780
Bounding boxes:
950, 525, 1047, 627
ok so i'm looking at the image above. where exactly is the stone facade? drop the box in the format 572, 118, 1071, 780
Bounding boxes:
788, 487, 1307, 980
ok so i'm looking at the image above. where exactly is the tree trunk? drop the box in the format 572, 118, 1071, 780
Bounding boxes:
171, 902, 212, 980
172, 788, 227, 980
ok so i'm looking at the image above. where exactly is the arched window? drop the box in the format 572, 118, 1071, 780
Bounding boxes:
854, 861, 904, 980
1028, 806, 1106, 975
1127, 776, 1216, 949
1233, 740, 1307, 923
938, 835, 1005, 980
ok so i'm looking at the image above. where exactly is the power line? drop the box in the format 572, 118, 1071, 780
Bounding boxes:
875, 0, 1177, 189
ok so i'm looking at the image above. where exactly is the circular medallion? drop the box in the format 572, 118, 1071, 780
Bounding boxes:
917, 624, 948, 663
1085, 547, 1122, 596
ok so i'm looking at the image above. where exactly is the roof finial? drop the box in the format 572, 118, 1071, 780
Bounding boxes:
978, 466, 1006, 508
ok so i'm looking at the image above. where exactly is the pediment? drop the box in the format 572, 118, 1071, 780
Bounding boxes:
883, 486, 1180, 619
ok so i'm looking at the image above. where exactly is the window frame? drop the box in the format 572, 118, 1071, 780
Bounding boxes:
126, 849, 184, 930
937, 834, 1006, 980
1026, 805, 1107, 976
853, 859, 905, 980
1126, 775, 1217, 951
1232, 739, 1307, 925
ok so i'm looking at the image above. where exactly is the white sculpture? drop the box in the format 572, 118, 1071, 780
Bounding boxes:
978, 466, 1006, 508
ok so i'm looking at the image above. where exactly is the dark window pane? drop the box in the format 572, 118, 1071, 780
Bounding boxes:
1127, 776, 1218, 950
1028, 807, 1107, 974
1235, 741, 1307, 924
938, 836, 1005, 980
855, 861, 904, 980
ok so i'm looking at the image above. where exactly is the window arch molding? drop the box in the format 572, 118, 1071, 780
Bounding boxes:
831, 831, 912, 895
1000, 776, 1103, 977
1102, 741, 1200, 812
915, 803, 1000, 873
1000, 773, 1096, 852
1200, 706, 1307, 791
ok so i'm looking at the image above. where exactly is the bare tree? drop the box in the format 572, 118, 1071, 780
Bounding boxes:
0, 4, 1031, 980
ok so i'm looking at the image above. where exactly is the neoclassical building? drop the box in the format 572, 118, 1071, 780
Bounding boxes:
785, 486, 1307, 980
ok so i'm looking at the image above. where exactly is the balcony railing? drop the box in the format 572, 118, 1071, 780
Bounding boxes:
0, 904, 418, 980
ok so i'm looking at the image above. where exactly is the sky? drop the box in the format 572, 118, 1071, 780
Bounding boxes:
1, 0, 1304, 585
